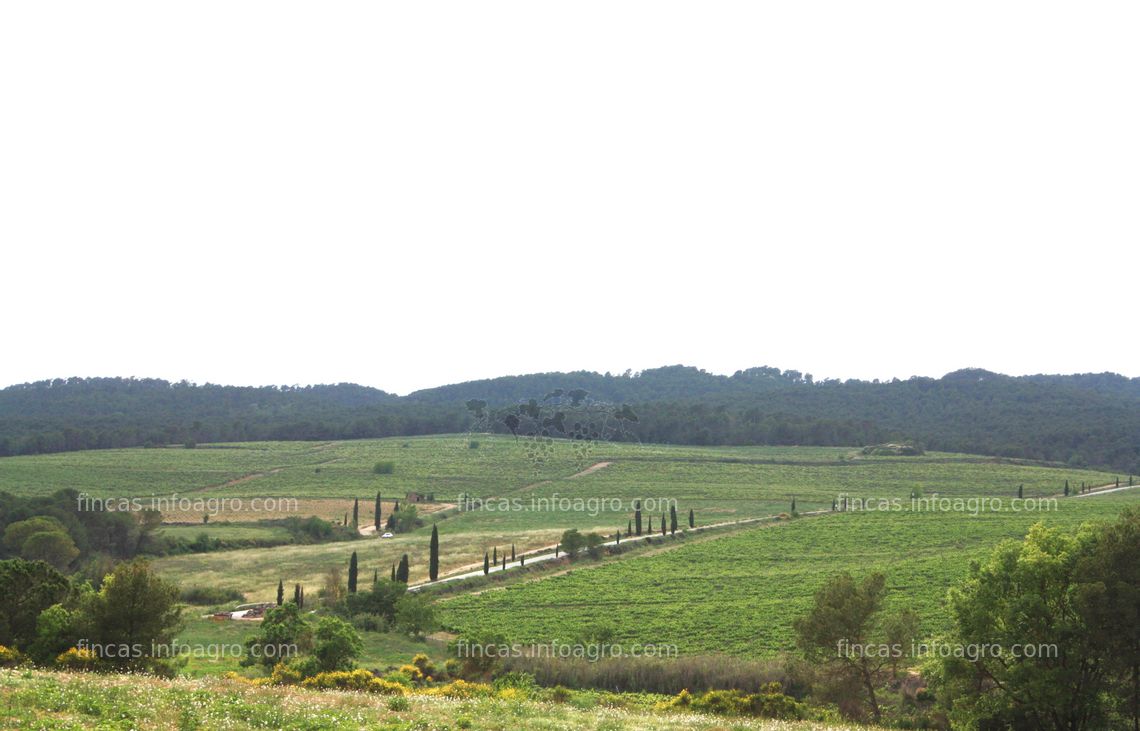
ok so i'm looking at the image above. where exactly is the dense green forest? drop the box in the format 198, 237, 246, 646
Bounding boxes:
1, 366, 1137, 472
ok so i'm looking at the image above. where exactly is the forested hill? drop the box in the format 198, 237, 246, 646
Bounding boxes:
1, 368, 1137, 473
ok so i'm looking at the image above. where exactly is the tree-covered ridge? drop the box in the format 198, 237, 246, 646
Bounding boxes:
0, 367, 1137, 472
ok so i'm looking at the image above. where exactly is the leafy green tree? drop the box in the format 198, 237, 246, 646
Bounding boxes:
313, 615, 363, 671
560, 529, 586, 559
82, 560, 182, 671
429, 525, 439, 581
344, 578, 406, 622
793, 572, 911, 723
938, 523, 1108, 729
21, 531, 79, 570
394, 593, 438, 637
1077, 508, 1140, 731
29, 603, 80, 664
242, 602, 310, 669
0, 559, 69, 649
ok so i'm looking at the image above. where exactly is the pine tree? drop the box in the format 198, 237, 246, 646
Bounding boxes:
348, 551, 358, 593
352, 497, 359, 527
374, 492, 382, 531
635, 500, 642, 536
429, 524, 440, 582
396, 554, 409, 583
688, 508, 694, 528
669, 505, 677, 534
277, 579, 284, 606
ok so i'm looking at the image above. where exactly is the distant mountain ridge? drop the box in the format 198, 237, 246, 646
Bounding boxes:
0, 367, 1137, 472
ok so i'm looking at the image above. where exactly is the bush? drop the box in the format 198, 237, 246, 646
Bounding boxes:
386, 696, 410, 711
661, 685, 807, 720
372, 461, 395, 475
468, 440, 480, 449
300, 669, 406, 695
0, 645, 25, 667
180, 586, 245, 605
424, 679, 494, 699
54, 647, 98, 671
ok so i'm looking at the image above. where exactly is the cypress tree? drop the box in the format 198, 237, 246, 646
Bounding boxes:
634, 500, 642, 536
1065, 479, 1069, 494
555, 544, 560, 558
832, 499, 837, 511
688, 508, 694, 528
669, 505, 677, 534
483, 553, 490, 575
394, 500, 400, 513
391, 564, 396, 582
519, 554, 524, 566
511, 544, 516, 561
293, 583, 300, 604
616, 530, 621, 546
648, 515, 653, 533
396, 554, 409, 583
386, 513, 396, 531
1116, 477, 1120, 488
348, 551, 358, 593
374, 492, 382, 531
791, 496, 796, 513
661, 513, 666, 536
373, 569, 378, 585
1018, 484, 1023, 499
1064, 484, 1070, 496
429, 524, 440, 581
298, 585, 304, 609
627, 519, 632, 535
352, 497, 359, 527
493, 546, 497, 563
343, 512, 348, 526
277, 579, 284, 606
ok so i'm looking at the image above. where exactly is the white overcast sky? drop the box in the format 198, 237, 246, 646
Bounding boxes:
1, 2, 1137, 395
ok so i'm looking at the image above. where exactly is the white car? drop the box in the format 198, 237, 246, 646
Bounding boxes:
381, 532, 394, 538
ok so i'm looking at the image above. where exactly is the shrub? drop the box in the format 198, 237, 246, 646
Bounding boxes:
468, 440, 480, 449
54, 646, 98, 671
300, 669, 405, 695
547, 685, 572, 703
180, 586, 245, 605
411, 653, 438, 681
493, 671, 537, 693
386, 695, 410, 711
372, 461, 395, 475
424, 679, 494, 699
0, 645, 25, 667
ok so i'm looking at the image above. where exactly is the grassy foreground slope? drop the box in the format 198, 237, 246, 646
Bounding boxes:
440, 492, 1140, 657
0, 669, 878, 731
